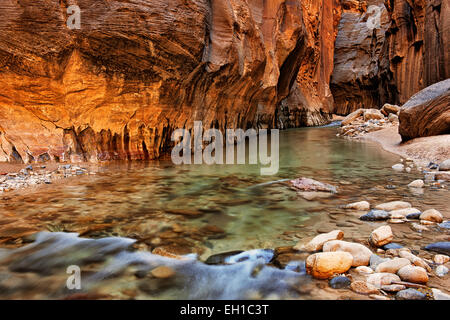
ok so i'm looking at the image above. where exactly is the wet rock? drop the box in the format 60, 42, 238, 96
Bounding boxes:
411, 223, 429, 232
392, 164, 405, 172
406, 212, 422, 220
290, 178, 337, 193
383, 243, 403, 250
165, 209, 204, 218
433, 254, 449, 265
323, 240, 372, 267
350, 281, 379, 295
439, 159, 450, 171
375, 258, 411, 274
355, 266, 374, 275
438, 221, 450, 229
397, 265, 428, 284
294, 230, 344, 252
435, 265, 448, 277
367, 273, 401, 288
375, 201, 411, 211
369, 225, 393, 247
390, 208, 421, 218
329, 276, 351, 289
360, 210, 390, 221
344, 201, 370, 211
369, 255, 390, 270
150, 266, 175, 279
408, 180, 424, 188
396, 288, 427, 300
305, 252, 353, 280
432, 289, 450, 300
381, 284, 406, 292
398, 250, 431, 272
424, 242, 450, 256
420, 209, 444, 223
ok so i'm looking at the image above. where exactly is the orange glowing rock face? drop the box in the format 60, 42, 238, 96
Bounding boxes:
0, 0, 342, 163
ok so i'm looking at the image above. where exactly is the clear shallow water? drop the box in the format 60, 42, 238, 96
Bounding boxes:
0, 126, 448, 299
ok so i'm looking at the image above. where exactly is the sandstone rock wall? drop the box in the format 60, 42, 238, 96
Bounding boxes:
0, 0, 342, 163
331, 0, 394, 115
331, 0, 449, 115
384, 0, 450, 104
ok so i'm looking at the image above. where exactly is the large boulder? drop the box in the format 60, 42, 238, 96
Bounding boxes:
399, 79, 450, 141
305, 252, 353, 279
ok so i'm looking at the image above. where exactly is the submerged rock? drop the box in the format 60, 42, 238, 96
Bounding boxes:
329, 276, 351, 289
289, 178, 337, 193
205, 249, 274, 265
383, 243, 403, 250
438, 221, 450, 229
375, 201, 411, 211
392, 164, 405, 172
408, 180, 424, 188
344, 201, 370, 211
424, 242, 450, 256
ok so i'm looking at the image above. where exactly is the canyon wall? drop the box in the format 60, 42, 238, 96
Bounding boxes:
384, 0, 450, 104
332, 0, 449, 114
0, 0, 341, 163
331, 0, 394, 115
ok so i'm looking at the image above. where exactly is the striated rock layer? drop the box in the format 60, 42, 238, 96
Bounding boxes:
332, 0, 450, 115
384, 0, 450, 104
331, 0, 394, 115
0, 0, 341, 163
399, 79, 450, 141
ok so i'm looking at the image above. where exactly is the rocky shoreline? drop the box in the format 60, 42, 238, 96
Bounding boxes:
0, 164, 97, 194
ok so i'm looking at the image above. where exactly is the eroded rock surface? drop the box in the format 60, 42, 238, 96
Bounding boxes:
398, 79, 450, 141
331, 0, 392, 115
0, 0, 342, 163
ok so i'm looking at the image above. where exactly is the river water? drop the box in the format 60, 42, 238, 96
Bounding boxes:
0, 125, 448, 299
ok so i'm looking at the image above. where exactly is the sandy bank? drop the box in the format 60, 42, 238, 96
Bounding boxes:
362, 125, 450, 166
